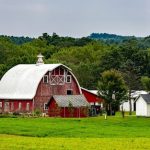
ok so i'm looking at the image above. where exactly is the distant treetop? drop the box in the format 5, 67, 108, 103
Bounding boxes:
88, 33, 139, 44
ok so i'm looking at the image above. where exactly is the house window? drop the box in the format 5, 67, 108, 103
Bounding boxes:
11, 102, 14, 111
67, 90, 73, 95
44, 103, 48, 110
0, 102, 2, 108
26, 103, 30, 111
43, 75, 48, 83
66, 75, 71, 83
18, 102, 22, 110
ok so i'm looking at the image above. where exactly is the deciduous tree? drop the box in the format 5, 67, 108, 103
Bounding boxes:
97, 69, 127, 115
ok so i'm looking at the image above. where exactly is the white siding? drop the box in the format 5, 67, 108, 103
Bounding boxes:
147, 104, 150, 116
136, 97, 147, 116
120, 100, 134, 112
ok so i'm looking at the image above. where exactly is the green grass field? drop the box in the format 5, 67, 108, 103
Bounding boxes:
0, 115, 150, 149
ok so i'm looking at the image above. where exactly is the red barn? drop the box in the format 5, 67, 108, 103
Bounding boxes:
0, 54, 89, 117
81, 87, 103, 116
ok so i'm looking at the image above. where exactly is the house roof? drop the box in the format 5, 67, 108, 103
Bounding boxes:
89, 90, 98, 95
51, 95, 90, 107
131, 90, 147, 99
140, 94, 150, 104
0, 64, 74, 99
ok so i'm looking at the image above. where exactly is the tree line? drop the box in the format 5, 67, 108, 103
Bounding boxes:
0, 33, 150, 115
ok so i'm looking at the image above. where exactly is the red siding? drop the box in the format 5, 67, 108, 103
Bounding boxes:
0, 100, 33, 113
81, 89, 103, 103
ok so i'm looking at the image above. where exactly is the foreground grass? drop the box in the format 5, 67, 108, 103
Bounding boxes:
0, 116, 150, 138
0, 134, 150, 150
0, 116, 150, 149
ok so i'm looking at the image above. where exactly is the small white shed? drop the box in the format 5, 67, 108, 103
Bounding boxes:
120, 91, 147, 112
136, 94, 150, 117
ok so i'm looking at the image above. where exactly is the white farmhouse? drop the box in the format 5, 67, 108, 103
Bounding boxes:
136, 94, 150, 117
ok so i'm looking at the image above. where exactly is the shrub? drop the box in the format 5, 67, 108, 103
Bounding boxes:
34, 109, 41, 117
13, 111, 20, 116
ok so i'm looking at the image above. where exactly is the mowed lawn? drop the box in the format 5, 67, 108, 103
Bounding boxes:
0, 116, 150, 149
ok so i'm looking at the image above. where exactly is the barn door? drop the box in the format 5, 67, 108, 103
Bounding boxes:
4, 102, 10, 112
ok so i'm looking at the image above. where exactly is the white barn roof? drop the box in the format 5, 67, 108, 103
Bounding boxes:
0, 64, 72, 99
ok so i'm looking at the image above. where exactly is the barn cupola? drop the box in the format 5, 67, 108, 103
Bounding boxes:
36, 53, 44, 65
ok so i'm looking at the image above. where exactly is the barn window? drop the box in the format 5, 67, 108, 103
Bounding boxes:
44, 103, 48, 110
11, 102, 14, 111
0, 102, 2, 108
43, 75, 48, 83
67, 90, 73, 95
66, 75, 71, 83
4, 102, 9, 112
18, 102, 22, 110
26, 103, 30, 111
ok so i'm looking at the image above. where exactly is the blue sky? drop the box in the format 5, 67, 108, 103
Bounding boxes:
0, 0, 149, 37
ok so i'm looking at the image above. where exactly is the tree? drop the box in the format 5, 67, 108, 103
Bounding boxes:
120, 60, 140, 115
141, 76, 150, 92
97, 69, 127, 116
118, 39, 149, 115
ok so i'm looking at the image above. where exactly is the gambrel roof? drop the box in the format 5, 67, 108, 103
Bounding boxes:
0, 64, 81, 99
50, 95, 90, 107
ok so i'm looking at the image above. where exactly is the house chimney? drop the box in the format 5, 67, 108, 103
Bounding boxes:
36, 53, 44, 65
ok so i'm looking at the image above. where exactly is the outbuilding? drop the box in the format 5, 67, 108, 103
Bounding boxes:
48, 95, 89, 117
81, 87, 103, 116
136, 94, 150, 117
120, 90, 147, 112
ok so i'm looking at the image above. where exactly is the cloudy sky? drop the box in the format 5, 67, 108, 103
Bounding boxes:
0, 0, 149, 37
